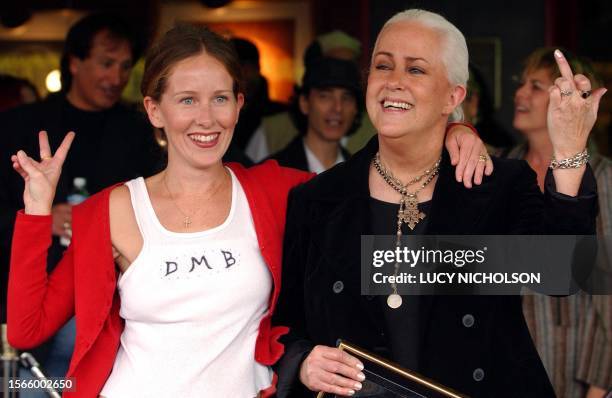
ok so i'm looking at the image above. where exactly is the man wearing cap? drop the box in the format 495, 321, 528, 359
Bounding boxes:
246, 30, 372, 162
268, 57, 361, 173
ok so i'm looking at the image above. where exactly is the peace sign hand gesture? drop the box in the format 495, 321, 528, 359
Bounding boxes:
11, 131, 75, 215
547, 49, 607, 159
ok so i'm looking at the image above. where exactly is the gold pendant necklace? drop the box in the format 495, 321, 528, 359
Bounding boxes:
373, 152, 440, 308
373, 152, 440, 231
162, 170, 231, 230
163, 175, 201, 229
399, 193, 427, 230
161, 170, 230, 229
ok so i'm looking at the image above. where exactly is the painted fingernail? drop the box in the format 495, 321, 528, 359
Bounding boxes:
357, 372, 366, 381
354, 382, 363, 390
356, 363, 364, 370
554, 49, 563, 58
347, 390, 355, 396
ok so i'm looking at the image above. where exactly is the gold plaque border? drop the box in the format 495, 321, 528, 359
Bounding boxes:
316, 340, 466, 398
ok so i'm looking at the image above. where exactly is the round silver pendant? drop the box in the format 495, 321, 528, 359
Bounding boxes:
387, 294, 402, 309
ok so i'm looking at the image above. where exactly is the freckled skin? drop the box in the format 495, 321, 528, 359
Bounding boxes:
144, 52, 244, 170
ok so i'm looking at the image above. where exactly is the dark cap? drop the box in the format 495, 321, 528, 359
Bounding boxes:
301, 57, 362, 97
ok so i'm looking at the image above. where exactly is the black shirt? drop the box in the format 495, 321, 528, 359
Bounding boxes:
58, 99, 114, 199
368, 196, 432, 372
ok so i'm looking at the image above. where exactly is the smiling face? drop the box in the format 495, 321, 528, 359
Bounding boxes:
68, 29, 133, 111
513, 67, 553, 135
366, 21, 465, 140
144, 51, 244, 169
300, 87, 358, 143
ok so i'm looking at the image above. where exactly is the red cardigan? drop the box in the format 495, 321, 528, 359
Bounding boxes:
7, 161, 311, 397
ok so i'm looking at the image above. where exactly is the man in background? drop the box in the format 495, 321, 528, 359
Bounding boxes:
246, 30, 376, 161
269, 56, 361, 173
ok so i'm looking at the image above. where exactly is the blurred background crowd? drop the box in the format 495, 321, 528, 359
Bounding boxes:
0, 1, 610, 397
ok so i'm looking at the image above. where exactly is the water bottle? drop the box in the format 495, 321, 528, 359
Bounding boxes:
60, 177, 89, 247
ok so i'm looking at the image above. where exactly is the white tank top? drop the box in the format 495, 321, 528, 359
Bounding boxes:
100, 169, 273, 397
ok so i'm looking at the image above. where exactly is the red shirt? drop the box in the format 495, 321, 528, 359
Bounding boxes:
7, 161, 311, 397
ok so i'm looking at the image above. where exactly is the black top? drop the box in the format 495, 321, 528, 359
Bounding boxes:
369, 197, 432, 372
268, 136, 351, 172
58, 99, 118, 193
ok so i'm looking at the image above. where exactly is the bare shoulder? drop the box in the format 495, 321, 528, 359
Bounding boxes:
109, 184, 132, 221
108, 182, 143, 267
109, 184, 131, 209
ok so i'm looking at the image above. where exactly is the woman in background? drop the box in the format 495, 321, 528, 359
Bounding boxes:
510, 47, 611, 398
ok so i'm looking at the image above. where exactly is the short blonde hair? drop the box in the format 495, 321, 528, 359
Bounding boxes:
377, 9, 469, 121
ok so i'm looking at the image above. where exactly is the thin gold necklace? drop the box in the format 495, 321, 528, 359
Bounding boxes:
162, 172, 228, 229
373, 152, 440, 308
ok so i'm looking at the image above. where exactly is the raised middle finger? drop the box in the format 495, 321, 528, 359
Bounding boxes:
554, 49, 576, 88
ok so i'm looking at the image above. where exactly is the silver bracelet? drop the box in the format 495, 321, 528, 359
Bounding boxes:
549, 148, 589, 169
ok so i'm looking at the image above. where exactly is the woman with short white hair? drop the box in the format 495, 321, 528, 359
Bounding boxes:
273, 9, 604, 397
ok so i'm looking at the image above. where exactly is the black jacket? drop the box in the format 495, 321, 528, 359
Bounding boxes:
269, 136, 351, 172
273, 136, 598, 397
